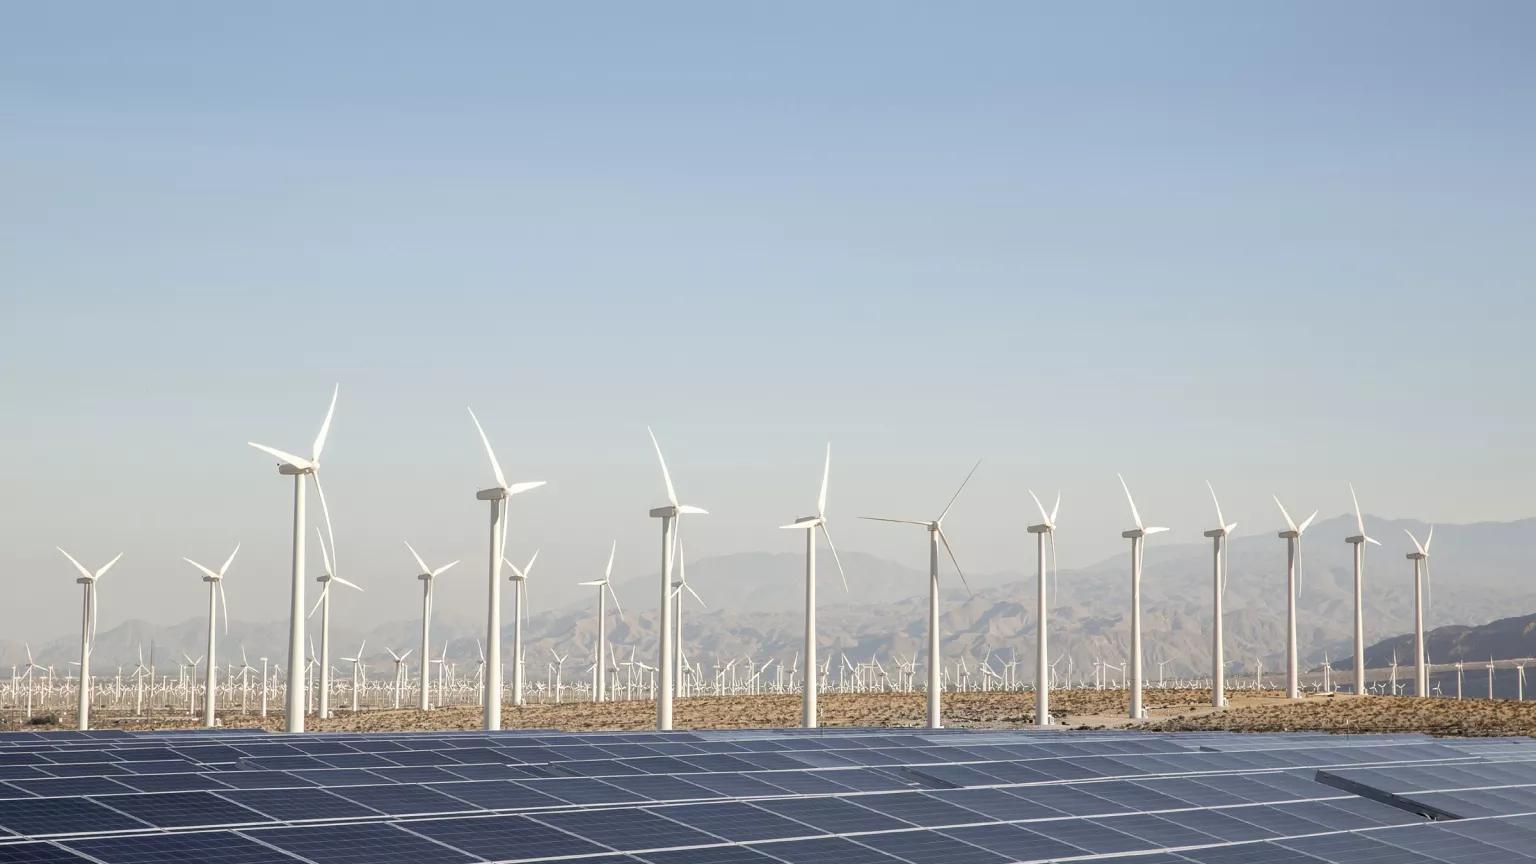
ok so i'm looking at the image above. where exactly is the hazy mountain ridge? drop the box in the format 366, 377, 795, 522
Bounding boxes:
9, 515, 1535, 681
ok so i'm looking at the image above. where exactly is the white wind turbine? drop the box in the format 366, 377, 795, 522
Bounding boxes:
308, 528, 360, 719
861, 460, 981, 729
1117, 474, 1167, 720
404, 541, 458, 711
671, 537, 706, 695
1406, 526, 1435, 698
646, 427, 708, 731
1345, 484, 1381, 696
1026, 489, 1060, 726
341, 639, 367, 712
577, 541, 623, 702
503, 548, 539, 706
780, 444, 850, 729
468, 407, 545, 731
248, 383, 338, 733
56, 548, 122, 731
386, 648, 412, 709
182, 544, 240, 728
1273, 496, 1317, 700
1203, 482, 1237, 708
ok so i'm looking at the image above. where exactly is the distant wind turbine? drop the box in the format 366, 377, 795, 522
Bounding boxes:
405, 541, 458, 711
1345, 484, 1381, 696
1273, 496, 1318, 700
1203, 482, 1236, 708
1026, 490, 1060, 726
1406, 526, 1435, 698
576, 542, 622, 702
56, 548, 122, 731
247, 383, 339, 733
646, 427, 708, 731
861, 460, 981, 729
1118, 474, 1166, 720
503, 548, 540, 706
308, 527, 360, 719
182, 544, 240, 728
468, 406, 545, 731
780, 444, 849, 729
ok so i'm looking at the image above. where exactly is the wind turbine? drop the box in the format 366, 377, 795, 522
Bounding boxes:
248, 383, 338, 733
405, 541, 458, 710
577, 542, 622, 702
308, 528, 360, 719
861, 460, 981, 729
468, 406, 545, 731
1273, 496, 1317, 700
780, 444, 850, 728
671, 537, 706, 696
1117, 474, 1166, 720
56, 548, 122, 731
1026, 489, 1059, 726
385, 648, 412, 709
182, 544, 239, 728
1406, 526, 1434, 698
341, 639, 367, 712
646, 427, 708, 731
503, 549, 539, 706
1345, 484, 1381, 696
1203, 482, 1236, 708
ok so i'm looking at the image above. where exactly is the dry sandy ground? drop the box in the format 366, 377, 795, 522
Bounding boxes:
11, 690, 1536, 737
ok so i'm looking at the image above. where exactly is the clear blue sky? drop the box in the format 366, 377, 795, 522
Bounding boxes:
2, 2, 1533, 640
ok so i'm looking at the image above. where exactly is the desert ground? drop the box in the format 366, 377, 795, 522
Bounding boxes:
12, 688, 1536, 737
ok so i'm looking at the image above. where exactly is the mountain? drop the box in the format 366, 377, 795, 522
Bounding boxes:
1350, 612, 1536, 670
9, 515, 1534, 681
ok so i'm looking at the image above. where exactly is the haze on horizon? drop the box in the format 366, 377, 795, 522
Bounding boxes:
2, 3, 1533, 643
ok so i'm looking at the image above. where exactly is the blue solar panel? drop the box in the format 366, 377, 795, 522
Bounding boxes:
247, 822, 478, 864
402, 813, 611, 860
98, 791, 270, 829
67, 830, 300, 864
216, 787, 380, 821
0, 798, 146, 836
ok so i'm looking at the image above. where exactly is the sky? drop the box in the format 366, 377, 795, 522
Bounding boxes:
2, 2, 1534, 642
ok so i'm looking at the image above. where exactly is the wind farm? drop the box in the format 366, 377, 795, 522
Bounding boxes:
7, 4, 1536, 860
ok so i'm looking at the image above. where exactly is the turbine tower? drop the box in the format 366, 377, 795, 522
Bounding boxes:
56, 548, 122, 731
504, 548, 539, 706
248, 383, 339, 733
576, 542, 622, 702
1406, 526, 1434, 697
646, 428, 708, 731
308, 528, 360, 719
1345, 484, 1380, 696
780, 444, 849, 729
1026, 490, 1059, 726
468, 407, 545, 731
1117, 474, 1166, 720
1203, 483, 1236, 708
861, 460, 980, 729
1273, 496, 1318, 700
182, 544, 240, 728
405, 541, 458, 711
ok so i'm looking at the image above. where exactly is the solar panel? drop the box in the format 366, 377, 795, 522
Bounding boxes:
531, 808, 719, 851
216, 787, 381, 821
751, 837, 907, 864
67, 830, 301, 864
247, 822, 478, 864
329, 782, 479, 816
0, 843, 91, 863
852, 828, 1013, 864
97, 791, 270, 829
401, 813, 611, 860
651, 801, 822, 842
0, 798, 147, 836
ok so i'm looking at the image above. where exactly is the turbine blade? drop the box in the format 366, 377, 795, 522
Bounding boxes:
95, 552, 124, 580
506, 481, 546, 497
647, 426, 679, 506
332, 575, 364, 592
677, 505, 708, 515
821, 523, 850, 593
467, 407, 507, 490
523, 549, 540, 579
182, 557, 220, 581
937, 527, 972, 597
606, 583, 624, 620
1119, 474, 1144, 530
1425, 525, 1434, 553
858, 516, 930, 526
1050, 492, 1060, 524
1144, 526, 1169, 535
1273, 496, 1297, 533
685, 581, 706, 609
218, 543, 241, 578
1207, 480, 1225, 529
817, 443, 831, 517
307, 584, 327, 619
315, 527, 333, 577
1028, 489, 1050, 525
1404, 528, 1427, 557
605, 540, 616, 580
1349, 483, 1366, 536
56, 547, 93, 580
937, 459, 982, 523
311, 383, 338, 462
779, 521, 815, 530
219, 581, 229, 634
1298, 510, 1318, 534
248, 442, 313, 471
432, 560, 460, 578
312, 473, 337, 578
404, 540, 431, 576
1365, 536, 1381, 546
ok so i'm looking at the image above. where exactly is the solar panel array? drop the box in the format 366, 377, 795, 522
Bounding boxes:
0, 726, 1534, 862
